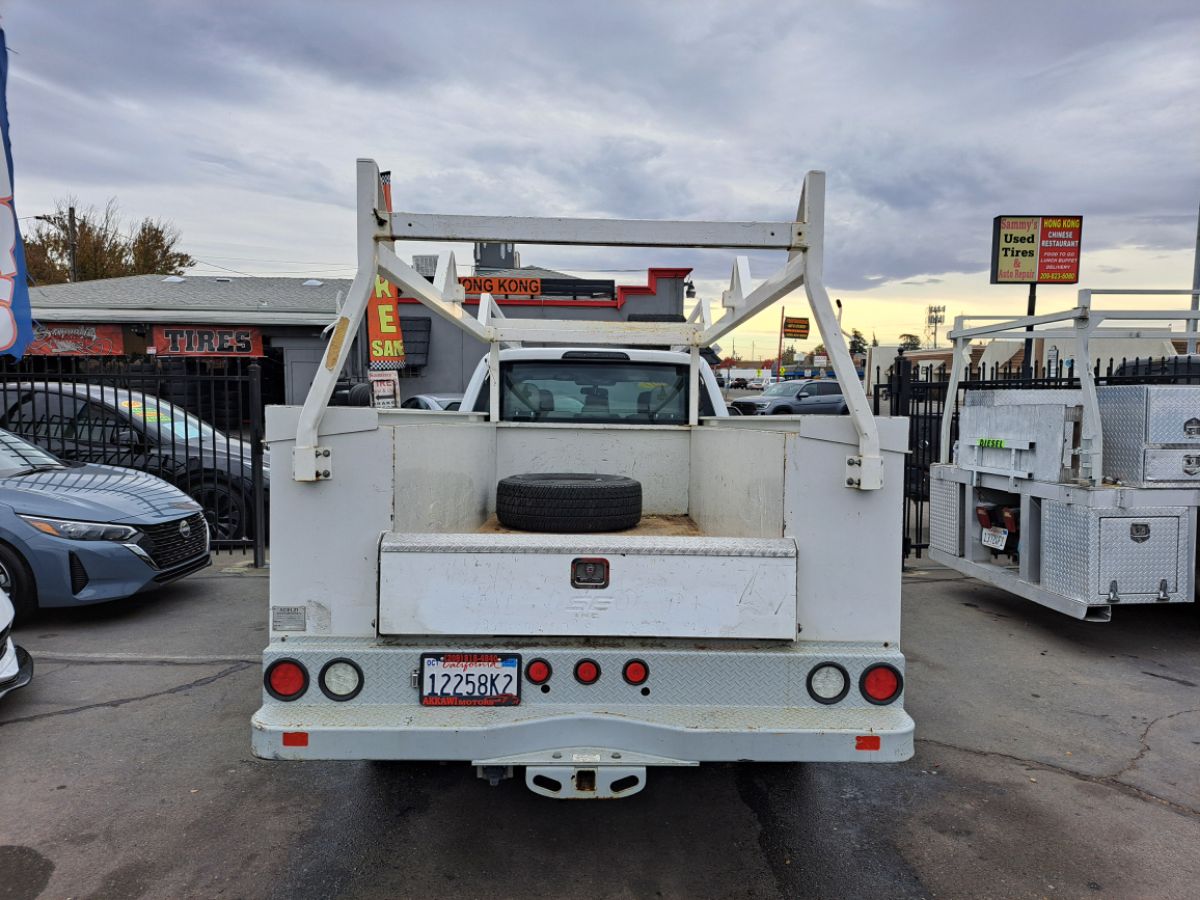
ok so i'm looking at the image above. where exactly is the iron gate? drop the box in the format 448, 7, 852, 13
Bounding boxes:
0, 356, 266, 562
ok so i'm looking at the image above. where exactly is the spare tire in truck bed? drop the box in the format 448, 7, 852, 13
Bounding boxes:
496, 473, 642, 533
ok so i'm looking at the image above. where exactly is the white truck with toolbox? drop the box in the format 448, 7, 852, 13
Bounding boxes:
928, 289, 1200, 622
251, 159, 913, 798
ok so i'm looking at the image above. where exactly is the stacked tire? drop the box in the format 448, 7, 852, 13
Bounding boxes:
496, 474, 642, 533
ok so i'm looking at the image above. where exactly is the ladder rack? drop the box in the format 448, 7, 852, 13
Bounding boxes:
292, 159, 883, 491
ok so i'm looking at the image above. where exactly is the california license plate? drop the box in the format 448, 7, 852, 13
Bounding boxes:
419, 653, 521, 707
981, 526, 1008, 550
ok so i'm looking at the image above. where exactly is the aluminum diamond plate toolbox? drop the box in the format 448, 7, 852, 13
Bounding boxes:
1041, 500, 1192, 604
929, 472, 960, 555
378, 531, 800, 639
1099, 385, 1200, 484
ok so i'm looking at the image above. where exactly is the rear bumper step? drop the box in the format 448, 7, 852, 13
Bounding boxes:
251, 703, 914, 763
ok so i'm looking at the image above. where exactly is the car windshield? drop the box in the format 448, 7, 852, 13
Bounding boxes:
117, 397, 220, 442
764, 382, 800, 396
0, 428, 64, 475
497, 360, 693, 424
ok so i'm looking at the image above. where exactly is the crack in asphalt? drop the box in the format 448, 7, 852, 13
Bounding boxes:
1111, 707, 1200, 782
0, 661, 254, 728
917, 734, 1200, 821
32, 654, 258, 666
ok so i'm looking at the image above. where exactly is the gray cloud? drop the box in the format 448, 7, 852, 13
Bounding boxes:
5, 0, 1197, 290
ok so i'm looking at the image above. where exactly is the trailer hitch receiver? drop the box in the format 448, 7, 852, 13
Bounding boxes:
525, 766, 647, 799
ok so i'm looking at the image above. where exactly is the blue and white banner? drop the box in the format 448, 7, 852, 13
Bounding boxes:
0, 29, 34, 358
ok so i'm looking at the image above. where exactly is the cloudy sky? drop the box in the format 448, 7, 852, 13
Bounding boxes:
5, 0, 1199, 355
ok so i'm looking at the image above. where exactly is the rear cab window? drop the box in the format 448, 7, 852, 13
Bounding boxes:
474, 360, 714, 423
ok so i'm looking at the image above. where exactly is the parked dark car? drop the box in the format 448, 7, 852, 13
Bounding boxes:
730, 379, 848, 415
0, 383, 266, 541
730, 377, 749, 390
0, 428, 210, 620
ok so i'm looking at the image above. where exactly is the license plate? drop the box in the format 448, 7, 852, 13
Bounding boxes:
419, 653, 521, 707
981, 526, 1008, 550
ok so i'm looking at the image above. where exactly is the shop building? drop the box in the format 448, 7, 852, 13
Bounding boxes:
27, 248, 691, 409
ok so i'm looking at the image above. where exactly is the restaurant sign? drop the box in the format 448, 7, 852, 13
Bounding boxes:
27, 323, 125, 356
459, 276, 541, 296
151, 325, 263, 356
990, 216, 1083, 284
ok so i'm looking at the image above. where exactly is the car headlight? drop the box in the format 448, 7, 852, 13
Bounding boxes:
18, 515, 140, 542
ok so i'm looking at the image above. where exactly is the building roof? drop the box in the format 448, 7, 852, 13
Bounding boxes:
30, 274, 350, 325
474, 265, 571, 279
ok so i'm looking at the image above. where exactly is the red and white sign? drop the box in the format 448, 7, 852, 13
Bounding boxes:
151, 325, 263, 356
27, 323, 124, 356
991, 216, 1083, 284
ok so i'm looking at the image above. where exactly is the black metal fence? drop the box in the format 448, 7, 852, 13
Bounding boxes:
874, 352, 1199, 560
0, 356, 266, 562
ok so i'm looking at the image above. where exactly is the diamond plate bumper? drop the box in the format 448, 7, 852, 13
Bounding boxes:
251, 638, 914, 764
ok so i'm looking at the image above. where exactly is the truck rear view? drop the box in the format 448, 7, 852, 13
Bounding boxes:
251, 160, 913, 798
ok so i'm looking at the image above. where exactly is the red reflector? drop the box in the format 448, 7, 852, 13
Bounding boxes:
855, 735, 881, 751
622, 660, 648, 685
282, 732, 309, 747
861, 665, 901, 704
574, 659, 600, 684
526, 659, 551, 684
267, 660, 307, 699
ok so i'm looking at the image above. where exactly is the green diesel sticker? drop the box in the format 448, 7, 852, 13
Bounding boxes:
977, 438, 1006, 448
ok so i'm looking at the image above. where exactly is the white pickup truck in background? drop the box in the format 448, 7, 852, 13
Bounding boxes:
251, 160, 912, 798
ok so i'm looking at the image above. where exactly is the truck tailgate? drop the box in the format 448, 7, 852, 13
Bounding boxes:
378, 532, 798, 639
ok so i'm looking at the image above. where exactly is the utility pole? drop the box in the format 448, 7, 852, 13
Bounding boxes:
776, 307, 785, 378
1190, 199, 1199, 355
67, 205, 78, 283
35, 205, 79, 282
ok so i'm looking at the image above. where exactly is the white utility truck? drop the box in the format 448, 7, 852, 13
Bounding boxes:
251, 160, 913, 798
928, 290, 1200, 622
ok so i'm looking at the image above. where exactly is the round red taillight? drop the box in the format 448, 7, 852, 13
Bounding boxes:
860, 664, 902, 705
526, 659, 552, 685
622, 659, 648, 685
265, 659, 308, 701
574, 659, 601, 685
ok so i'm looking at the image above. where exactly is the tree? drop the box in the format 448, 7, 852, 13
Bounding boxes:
781, 346, 797, 365
898, 333, 922, 351
811, 343, 826, 356
848, 328, 867, 355
23, 198, 194, 285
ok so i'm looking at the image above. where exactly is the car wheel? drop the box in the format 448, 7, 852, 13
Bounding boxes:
193, 482, 249, 541
770, 406, 793, 414
0, 542, 38, 621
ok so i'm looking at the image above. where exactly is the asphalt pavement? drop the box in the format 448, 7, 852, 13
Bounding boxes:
1, 558, 1198, 899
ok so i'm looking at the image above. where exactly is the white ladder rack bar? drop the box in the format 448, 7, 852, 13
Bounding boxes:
387, 212, 805, 250
294, 158, 883, 492
938, 289, 1200, 485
